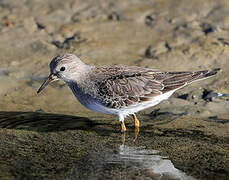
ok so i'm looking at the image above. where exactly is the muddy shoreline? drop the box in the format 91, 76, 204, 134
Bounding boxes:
0, 0, 228, 179
0, 111, 228, 179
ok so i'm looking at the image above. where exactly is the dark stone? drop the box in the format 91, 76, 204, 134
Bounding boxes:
51, 33, 86, 49
201, 23, 215, 35
202, 89, 213, 101
36, 23, 45, 30
108, 12, 120, 21
177, 93, 189, 100
145, 15, 155, 26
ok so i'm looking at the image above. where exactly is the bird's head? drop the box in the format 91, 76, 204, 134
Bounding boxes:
37, 53, 87, 93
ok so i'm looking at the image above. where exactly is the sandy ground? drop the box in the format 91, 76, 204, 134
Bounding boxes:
0, 0, 228, 179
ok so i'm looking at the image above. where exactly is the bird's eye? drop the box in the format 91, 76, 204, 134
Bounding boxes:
60, 67, 65, 71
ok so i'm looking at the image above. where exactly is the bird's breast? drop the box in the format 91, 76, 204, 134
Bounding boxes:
68, 83, 118, 115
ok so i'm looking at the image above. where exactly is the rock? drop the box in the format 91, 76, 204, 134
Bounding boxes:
145, 42, 170, 58
107, 12, 120, 21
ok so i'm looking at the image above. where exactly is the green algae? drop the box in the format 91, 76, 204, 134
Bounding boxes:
0, 112, 228, 179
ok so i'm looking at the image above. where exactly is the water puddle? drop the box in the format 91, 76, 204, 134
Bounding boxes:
71, 144, 195, 180
106, 145, 195, 180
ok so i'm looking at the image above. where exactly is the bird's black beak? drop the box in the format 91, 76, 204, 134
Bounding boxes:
37, 74, 57, 94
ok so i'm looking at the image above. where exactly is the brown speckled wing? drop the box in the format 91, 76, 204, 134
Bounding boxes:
91, 66, 219, 109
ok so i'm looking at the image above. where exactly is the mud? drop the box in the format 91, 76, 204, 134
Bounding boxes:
0, 0, 228, 179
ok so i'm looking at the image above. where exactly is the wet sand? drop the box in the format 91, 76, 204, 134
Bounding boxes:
0, 0, 228, 179
0, 112, 228, 179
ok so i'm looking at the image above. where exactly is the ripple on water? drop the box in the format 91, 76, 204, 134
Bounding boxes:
106, 145, 195, 180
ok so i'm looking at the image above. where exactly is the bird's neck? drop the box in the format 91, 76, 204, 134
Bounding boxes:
65, 65, 94, 87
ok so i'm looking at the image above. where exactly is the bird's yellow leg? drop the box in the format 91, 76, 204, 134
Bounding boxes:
121, 121, 126, 132
132, 114, 140, 128
132, 114, 140, 141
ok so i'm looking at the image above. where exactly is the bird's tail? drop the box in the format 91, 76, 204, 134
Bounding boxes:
158, 68, 220, 93
190, 68, 220, 83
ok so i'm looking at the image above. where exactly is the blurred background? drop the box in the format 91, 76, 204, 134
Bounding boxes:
0, 0, 228, 115
0, 0, 228, 179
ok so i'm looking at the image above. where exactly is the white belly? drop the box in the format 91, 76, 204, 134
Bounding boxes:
118, 90, 176, 119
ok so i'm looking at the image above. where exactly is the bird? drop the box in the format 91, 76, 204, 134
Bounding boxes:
37, 53, 220, 133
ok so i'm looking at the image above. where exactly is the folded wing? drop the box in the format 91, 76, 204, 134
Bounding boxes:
92, 66, 219, 109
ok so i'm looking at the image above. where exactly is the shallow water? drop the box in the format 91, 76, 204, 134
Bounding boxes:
69, 144, 196, 179
106, 145, 194, 180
